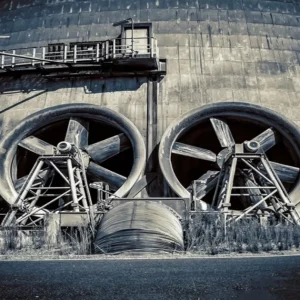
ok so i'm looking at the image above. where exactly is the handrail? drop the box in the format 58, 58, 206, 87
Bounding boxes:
0, 37, 158, 69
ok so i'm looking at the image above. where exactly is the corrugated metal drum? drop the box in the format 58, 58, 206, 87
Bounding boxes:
94, 201, 184, 254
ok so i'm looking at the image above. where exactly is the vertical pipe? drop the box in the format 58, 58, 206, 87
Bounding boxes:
1, 54, 4, 69
96, 43, 100, 62
131, 19, 134, 55
67, 159, 79, 212
32, 48, 36, 66
147, 78, 153, 162
102, 43, 105, 57
105, 184, 109, 199
64, 45, 67, 62
112, 39, 116, 59
145, 77, 158, 196
12, 50, 15, 67
73, 44, 77, 63
42, 47, 46, 65
146, 78, 158, 168
105, 41, 109, 59
150, 38, 153, 57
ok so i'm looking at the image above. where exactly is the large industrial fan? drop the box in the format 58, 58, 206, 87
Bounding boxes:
0, 103, 146, 226
0, 103, 184, 254
159, 102, 300, 222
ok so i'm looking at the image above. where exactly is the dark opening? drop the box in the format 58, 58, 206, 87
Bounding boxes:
171, 116, 298, 210
14, 118, 134, 211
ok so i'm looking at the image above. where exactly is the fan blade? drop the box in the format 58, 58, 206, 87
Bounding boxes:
210, 118, 235, 148
14, 169, 50, 192
87, 162, 126, 191
19, 136, 55, 155
269, 161, 299, 183
172, 142, 217, 162
65, 117, 89, 148
187, 171, 219, 200
85, 133, 131, 164
249, 128, 278, 153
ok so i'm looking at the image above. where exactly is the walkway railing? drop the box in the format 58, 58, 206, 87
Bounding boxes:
0, 37, 159, 69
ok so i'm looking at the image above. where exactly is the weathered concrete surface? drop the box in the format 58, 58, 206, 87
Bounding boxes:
0, 0, 300, 141
0, 77, 148, 139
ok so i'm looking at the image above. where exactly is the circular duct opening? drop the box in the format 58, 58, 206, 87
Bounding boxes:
16, 119, 134, 180
0, 104, 146, 211
159, 102, 300, 210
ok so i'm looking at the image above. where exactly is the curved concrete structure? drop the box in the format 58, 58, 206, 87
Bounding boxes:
0, 103, 146, 204
0, 0, 300, 213
0, 0, 300, 137
159, 102, 300, 214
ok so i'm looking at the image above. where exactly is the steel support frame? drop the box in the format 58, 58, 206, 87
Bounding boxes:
2, 155, 92, 227
213, 150, 300, 225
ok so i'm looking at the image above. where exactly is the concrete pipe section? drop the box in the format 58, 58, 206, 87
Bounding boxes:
159, 102, 300, 215
94, 201, 184, 254
0, 103, 146, 224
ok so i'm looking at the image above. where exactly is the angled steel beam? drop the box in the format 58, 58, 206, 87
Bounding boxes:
232, 189, 278, 223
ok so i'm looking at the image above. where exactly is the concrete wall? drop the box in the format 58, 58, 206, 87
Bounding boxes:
0, 76, 148, 139
0, 0, 300, 140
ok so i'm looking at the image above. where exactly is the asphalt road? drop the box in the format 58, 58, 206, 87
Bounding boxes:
0, 256, 300, 300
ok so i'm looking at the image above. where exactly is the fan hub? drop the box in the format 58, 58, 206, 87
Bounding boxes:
57, 141, 73, 153
245, 141, 261, 152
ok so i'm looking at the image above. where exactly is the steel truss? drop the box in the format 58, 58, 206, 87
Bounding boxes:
202, 144, 300, 225
2, 154, 93, 227
89, 182, 113, 212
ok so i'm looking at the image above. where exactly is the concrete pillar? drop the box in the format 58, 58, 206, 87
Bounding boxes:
144, 76, 159, 197
45, 213, 60, 247
146, 76, 158, 171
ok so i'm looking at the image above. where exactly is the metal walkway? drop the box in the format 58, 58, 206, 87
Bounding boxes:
0, 37, 166, 78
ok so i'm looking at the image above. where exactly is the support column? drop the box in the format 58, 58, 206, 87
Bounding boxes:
67, 159, 79, 212
143, 76, 159, 197
146, 76, 158, 172
45, 213, 60, 247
